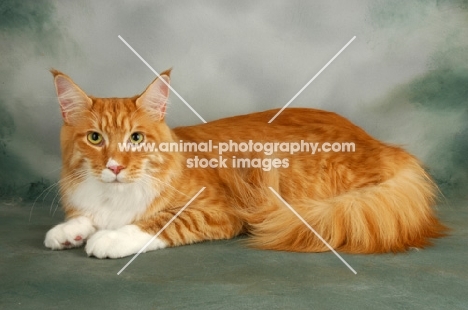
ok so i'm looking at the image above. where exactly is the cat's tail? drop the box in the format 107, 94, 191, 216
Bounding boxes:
243, 156, 447, 254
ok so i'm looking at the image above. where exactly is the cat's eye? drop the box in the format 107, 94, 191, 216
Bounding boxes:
130, 132, 144, 144
87, 132, 103, 145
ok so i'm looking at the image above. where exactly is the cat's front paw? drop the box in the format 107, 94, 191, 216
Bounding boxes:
85, 225, 166, 259
44, 216, 96, 250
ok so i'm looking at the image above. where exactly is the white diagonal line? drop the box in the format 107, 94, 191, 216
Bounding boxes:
117, 187, 206, 275
118, 35, 207, 123
268, 36, 356, 123
268, 187, 357, 275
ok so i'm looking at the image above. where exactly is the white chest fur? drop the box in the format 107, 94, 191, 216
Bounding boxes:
68, 176, 157, 230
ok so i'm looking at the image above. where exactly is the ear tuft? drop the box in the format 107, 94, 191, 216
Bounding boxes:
136, 73, 171, 120
51, 70, 92, 124
50, 68, 64, 78
160, 68, 172, 77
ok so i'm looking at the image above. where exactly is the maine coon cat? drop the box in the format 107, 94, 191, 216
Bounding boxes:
44, 69, 446, 258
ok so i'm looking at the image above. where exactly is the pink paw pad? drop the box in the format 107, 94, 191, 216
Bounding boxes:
74, 236, 83, 241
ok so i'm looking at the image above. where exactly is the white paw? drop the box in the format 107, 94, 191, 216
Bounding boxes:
44, 216, 96, 250
85, 225, 166, 259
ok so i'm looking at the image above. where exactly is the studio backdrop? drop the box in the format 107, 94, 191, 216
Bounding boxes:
1, 0, 467, 200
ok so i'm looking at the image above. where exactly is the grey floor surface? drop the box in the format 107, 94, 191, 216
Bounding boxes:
1, 198, 467, 310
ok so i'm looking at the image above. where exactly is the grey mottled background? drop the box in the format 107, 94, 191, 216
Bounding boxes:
1, 0, 467, 199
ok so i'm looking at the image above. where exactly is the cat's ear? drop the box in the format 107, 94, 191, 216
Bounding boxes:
51, 69, 92, 124
136, 69, 171, 121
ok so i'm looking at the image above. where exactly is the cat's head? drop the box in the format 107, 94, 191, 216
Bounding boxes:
52, 69, 183, 192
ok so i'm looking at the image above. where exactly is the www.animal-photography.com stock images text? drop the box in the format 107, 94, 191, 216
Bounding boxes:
1, 1, 468, 309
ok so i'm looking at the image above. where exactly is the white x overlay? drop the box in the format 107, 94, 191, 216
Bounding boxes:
117, 34, 357, 275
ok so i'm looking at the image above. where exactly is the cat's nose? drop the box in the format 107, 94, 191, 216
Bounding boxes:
107, 165, 125, 175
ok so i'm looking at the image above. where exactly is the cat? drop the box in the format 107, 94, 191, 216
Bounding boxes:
44, 69, 446, 259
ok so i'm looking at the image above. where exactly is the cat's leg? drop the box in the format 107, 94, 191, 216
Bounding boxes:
44, 216, 96, 249
140, 207, 245, 248
85, 207, 244, 259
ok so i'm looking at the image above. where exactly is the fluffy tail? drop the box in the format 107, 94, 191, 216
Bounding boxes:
244, 158, 447, 254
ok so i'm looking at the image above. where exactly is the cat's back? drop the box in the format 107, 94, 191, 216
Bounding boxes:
173, 108, 374, 144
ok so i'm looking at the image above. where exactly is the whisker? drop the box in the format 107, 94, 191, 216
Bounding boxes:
49, 184, 61, 214
52, 170, 92, 217
52, 193, 66, 217
29, 170, 90, 222
29, 181, 61, 222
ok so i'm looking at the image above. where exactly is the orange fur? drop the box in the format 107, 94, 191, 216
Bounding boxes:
52, 70, 447, 254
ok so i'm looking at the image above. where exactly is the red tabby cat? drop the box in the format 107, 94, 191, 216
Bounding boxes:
44, 69, 446, 258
